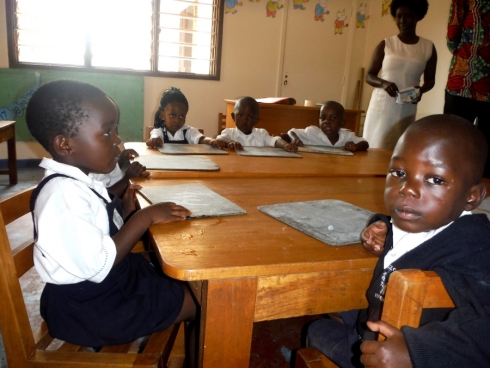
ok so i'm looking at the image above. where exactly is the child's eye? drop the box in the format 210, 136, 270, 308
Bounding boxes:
103, 129, 111, 137
389, 169, 405, 178
179, 115, 186, 119
426, 177, 446, 185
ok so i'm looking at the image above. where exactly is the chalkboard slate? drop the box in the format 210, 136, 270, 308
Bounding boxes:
157, 144, 229, 155
236, 147, 302, 158
134, 155, 219, 171
139, 183, 246, 219
298, 145, 354, 156
258, 199, 374, 246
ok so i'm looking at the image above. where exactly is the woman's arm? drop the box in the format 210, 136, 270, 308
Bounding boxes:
419, 45, 438, 95
365, 40, 399, 98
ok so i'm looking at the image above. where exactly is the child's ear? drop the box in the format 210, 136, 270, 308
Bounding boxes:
464, 183, 487, 211
52, 135, 73, 157
231, 112, 236, 122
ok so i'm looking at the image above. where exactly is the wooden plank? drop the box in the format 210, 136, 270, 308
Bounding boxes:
254, 270, 371, 321
199, 278, 257, 368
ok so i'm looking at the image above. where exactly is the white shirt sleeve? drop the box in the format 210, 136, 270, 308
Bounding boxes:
338, 130, 366, 145
33, 177, 117, 284
90, 165, 124, 188
185, 126, 205, 144
255, 128, 280, 147
150, 127, 164, 140
217, 128, 235, 141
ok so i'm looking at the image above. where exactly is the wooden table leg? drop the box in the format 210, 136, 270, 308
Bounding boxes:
199, 278, 258, 368
7, 129, 17, 185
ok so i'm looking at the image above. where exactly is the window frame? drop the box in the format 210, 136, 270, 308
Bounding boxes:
5, 0, 224, 80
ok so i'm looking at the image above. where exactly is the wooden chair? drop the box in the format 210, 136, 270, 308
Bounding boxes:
0, 120, 18, 185
0, 186, 184, 368
295, 269, 455, 368
217, 112, 226, 135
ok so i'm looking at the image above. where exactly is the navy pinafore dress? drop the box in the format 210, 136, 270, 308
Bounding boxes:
162, 126, 189, 144
31, 174, 185, 347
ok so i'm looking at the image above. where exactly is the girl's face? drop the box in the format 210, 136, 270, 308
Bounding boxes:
160, 102, 188, 135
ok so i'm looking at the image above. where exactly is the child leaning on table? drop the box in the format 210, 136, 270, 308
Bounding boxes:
281, 101, 369, 152
216, 96, 298, 152
306, 114, 490, 368
146, 86, 223, 149
26, 80, 198, 367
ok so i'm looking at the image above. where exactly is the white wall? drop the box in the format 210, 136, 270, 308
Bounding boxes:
0, 0, 453, 160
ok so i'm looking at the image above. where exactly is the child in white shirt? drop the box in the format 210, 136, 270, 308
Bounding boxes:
216, 96, 297, 152
146, 87, 224, 149
283, 101, 369, 152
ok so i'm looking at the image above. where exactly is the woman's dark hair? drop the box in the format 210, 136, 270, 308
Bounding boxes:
390, 0, 429, 20
26, 79, 107, 152
153, 87, 189, 129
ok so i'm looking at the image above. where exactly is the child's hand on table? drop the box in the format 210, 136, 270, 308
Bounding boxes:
290, 137, 304, 147
124, 162, 149, 180
361, 220, 387, 256
360, 321, 412, 368
122, 183, 142, 219
227, 141, 243, 151
118, 149, 139, 167
145, 202, 192, 224
209, 139, 227, 149
284, 143, 298, 152
343, 141, 358, 152
146, 137, 163, 148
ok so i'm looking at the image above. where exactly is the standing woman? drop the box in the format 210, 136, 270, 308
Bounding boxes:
362, 0, 437, 150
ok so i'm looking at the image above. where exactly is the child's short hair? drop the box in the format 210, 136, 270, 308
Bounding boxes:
153, 87, 189, 129
234, 96, 259, 113
26, 80, 107, 152
390, 0, 429, 20
322, 101, 344, 115
406, 114, 487, 183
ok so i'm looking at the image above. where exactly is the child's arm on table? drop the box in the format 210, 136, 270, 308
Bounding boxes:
146, 128, 164, 148
199, 135, 227, 148
360, 321, 412, 368
111, 201, 192, 267
288, 131, 304, 146
215, 134, 243, 151
107, 149, 149, 198
274, 137, 298, 152
343, 140, 369, 152
361, 220, 387, 256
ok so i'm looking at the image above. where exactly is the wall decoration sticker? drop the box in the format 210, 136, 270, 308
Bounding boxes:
225, 0, 243, 14
334, 9, 349, 34
356, 3, 369, 28
314, 0, 329, 21
266, 0, 284, 17
381, 0, 391, 16
293, 0, 308, 10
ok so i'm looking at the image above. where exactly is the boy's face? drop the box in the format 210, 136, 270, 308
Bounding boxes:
160, 102, 188, 135
319, 104, 344, 140
66, 96, 121, 175
232, 101, 259, 135
384, 132, 479, 233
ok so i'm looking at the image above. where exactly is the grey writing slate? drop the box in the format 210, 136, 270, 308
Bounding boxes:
134, 155, 219, 171
138, 183, 246, 219
258, 199, 374, 246
477, 197, 490, 212
157, 144, 229, 155
236, 146, 302, 158
298, 145, 354, 156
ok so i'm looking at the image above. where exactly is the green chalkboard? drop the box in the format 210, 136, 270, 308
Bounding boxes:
0, 68, 144, 142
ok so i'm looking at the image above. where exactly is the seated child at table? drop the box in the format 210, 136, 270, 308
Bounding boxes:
26, 80, 198, 367
281, 101, 368, 152
216, 96, 297, 152
306, 114, 490, 367
146, 86, 224, 149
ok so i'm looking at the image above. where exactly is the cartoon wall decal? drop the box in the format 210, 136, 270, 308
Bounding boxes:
293, 0, 308, 10
334, 9, 348, 34
225, 0, 243, 14
381, 0, 391, 16
266, 0, 284, 17
314, 0, 329, 21
356, 3, 369, 28
0, 72, 40, 120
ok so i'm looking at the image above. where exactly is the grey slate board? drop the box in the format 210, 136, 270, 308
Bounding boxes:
258, 199, 374, 246
236, 146, 302, 158
477, 197, 490, 212
298, 145, 354, 156
138, 183, 246, 219
157, 144, 229, 155
134, 155, 219, 171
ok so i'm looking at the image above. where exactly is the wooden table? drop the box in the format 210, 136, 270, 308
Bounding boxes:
135, 176, 386, 368
224, 99, 364, 136
0, 121, 17, 185
125, 142, 391, 178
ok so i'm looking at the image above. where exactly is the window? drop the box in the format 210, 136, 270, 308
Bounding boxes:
6, 0, 224, 80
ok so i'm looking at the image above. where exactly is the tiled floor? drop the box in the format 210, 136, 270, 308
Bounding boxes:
0, 167, 322, 367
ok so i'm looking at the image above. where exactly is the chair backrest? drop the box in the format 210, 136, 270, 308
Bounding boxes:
295, 269, 455, 367
0, 186, 183, 368
218, 112, 226, 135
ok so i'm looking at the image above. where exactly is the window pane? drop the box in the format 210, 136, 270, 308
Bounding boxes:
90, 0, 153, 70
